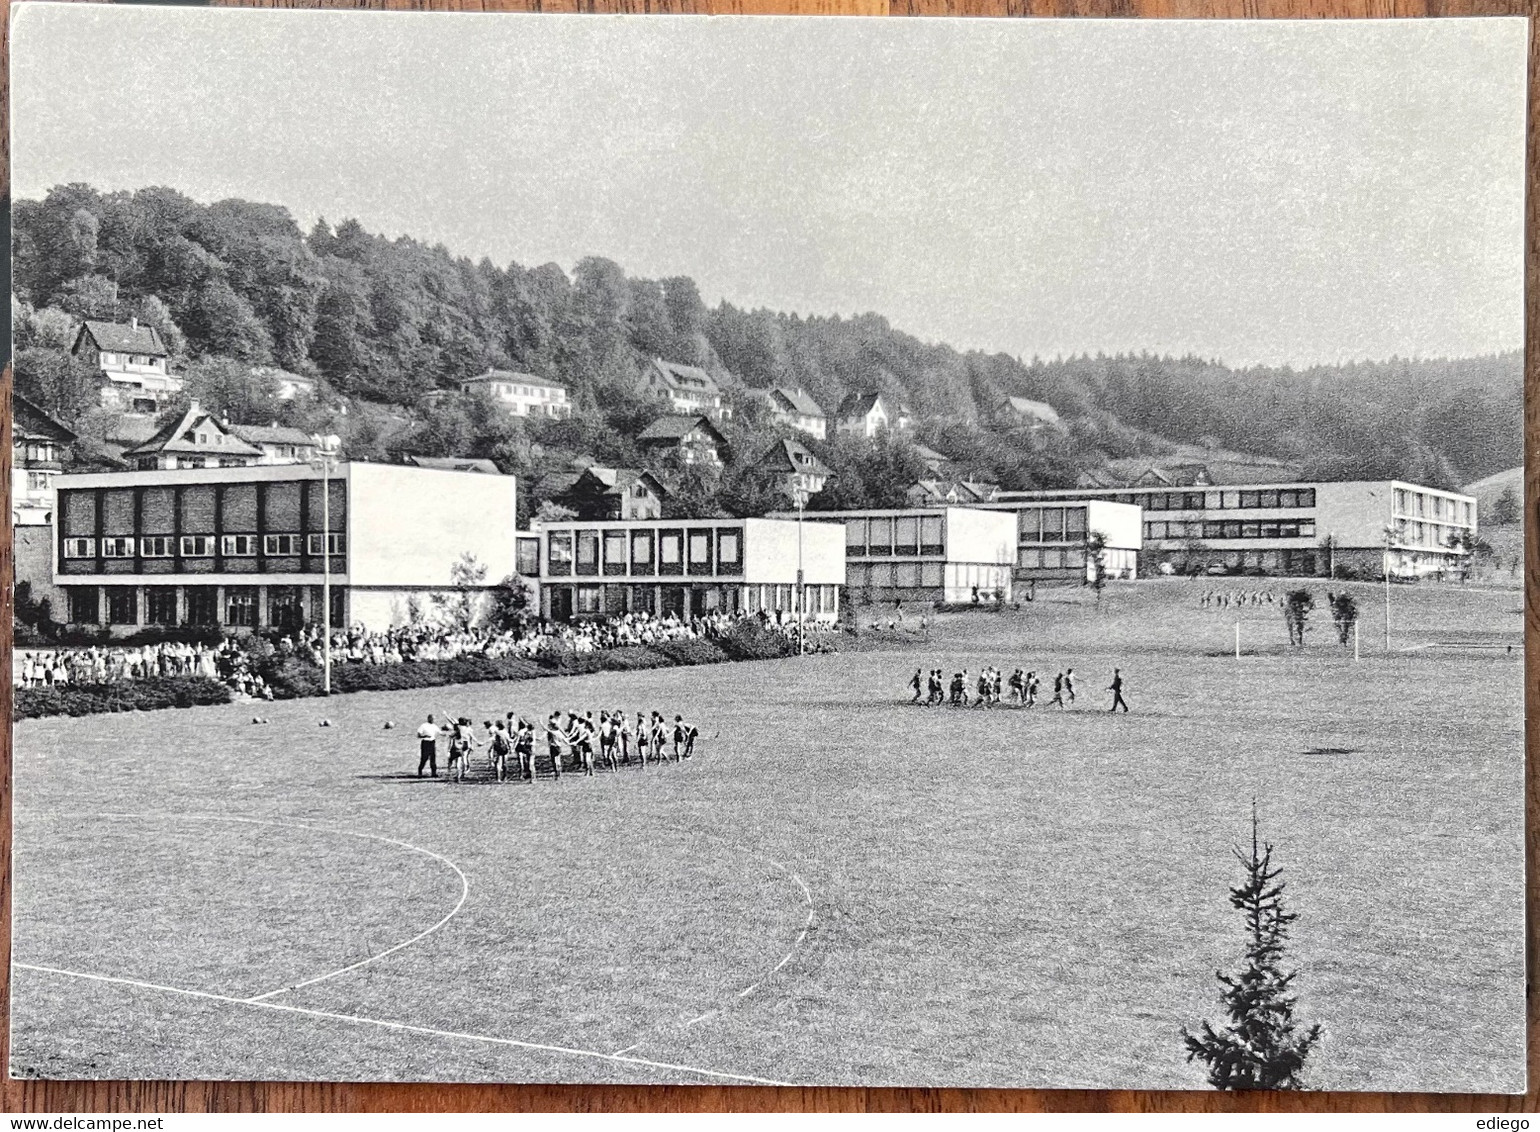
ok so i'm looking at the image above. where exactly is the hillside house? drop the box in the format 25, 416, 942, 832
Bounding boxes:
641, 359, 729, 421
122, 402, 264, 471
755, 438, 831, 504
461, 370, 571, 419
637, 415, 728, 467
558, 466, 669, 521
13, 395, 77, 525
835, 392, 890, 439
71, 318, 184, 414
227, 423, 321, 466
763, 387, 827, 439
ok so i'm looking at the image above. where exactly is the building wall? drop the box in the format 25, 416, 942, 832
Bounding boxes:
741, 518, 846, 585
15, 523, 62, 615
943, 507, 1018, 568
346, 462, 519, 589
804, 506, 1015, 604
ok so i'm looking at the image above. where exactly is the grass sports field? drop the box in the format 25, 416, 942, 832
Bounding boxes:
10, 578, 1525, 1090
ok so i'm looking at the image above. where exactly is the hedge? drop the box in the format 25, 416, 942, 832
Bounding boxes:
16, 676, 233, 719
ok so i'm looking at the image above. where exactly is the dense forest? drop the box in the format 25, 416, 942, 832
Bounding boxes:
12, 183, 1522, 515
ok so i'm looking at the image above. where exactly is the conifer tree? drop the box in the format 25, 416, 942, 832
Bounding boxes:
1182, 804, 1323, 1090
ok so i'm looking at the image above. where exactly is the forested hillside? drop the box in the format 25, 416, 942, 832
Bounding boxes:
12, 183, 1523, 506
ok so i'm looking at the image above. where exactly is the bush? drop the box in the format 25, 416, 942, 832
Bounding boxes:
16, 676, 232, 719
718, 620, 799, 661
649, 639, 732, 666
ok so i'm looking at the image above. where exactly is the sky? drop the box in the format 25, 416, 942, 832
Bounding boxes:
10, 6, 1528, 368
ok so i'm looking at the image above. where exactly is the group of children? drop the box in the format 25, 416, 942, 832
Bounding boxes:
909, 665, 1129, 712
415, 709, 700, 782
1198, 590, 1276, 608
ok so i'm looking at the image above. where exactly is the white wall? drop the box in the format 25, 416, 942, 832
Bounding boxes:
943, 507, 1017, 565
1085, 500, 1143, 550
14, 523, 62, 613
742, 518, 846, 585
347, 463, 518, 588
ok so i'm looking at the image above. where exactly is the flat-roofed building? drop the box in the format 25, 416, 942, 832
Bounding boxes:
52, 462, 517, 633
796, 506, 1016, 604
460, 369, 572, 419
979, 499, 1142, 583
994, 479, 1474, 579
529, 517, 844, 623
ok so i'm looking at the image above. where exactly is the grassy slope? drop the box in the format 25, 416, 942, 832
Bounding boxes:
10, 578, 1525, 1091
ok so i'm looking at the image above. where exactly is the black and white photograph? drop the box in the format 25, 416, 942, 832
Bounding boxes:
6, 6, 1528, 1091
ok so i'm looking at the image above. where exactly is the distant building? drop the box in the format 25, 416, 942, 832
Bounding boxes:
71, 319, 183, 414
755, 438, 831, 504
793, 506, 1016, 605
835, 392, 890, 439
401, 454, 502, 475
763, 387, 827, 439
460, 369, 571, 419
531, 517, 843, 623
995, 396, 1063, 431
637, 414, 728, 467
13, 394, 76, 525
227, 423, 321, 466
558, 466, 669, 521
52, 462, 517, 633
978, 499, 1143, 583
122, 402, 265, 471
641, 358, 729, 421
995, 479, 1476, 579
907, 479, 1000, 507
251, 366, 318, 402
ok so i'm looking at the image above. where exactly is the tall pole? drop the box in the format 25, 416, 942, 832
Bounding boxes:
796, 492, 805, 656
321, 454, 332, 695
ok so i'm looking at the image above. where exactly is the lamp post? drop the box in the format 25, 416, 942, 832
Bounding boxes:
796, 488, 806, 656
310, 434, 342, 694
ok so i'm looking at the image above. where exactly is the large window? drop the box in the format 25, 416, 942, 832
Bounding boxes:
101, 537, 134, 558
222, 535, 259, 557
868, 518, 893, 556
575, 585, 603, 614
264, 534, 303, 556
631, 530, 655, 573
603, 531, 628, 576
687, 530, 714, 576
575, 530, 600, 576
845, 520, 867, 556
69, 588, 99, 623
268, 586, 304, 630
894, 517, 919, 555
548, 533, 573, 576
63, 537, 96, 559
185, 587, 219, 626
225, 586, 258, 628
920, 516, 944, 555
141, 536, 174, 558
181, 535, 214, 557
146, 587, 178, 626
104, 587, 138, 625
717, 529, 742, 573
1040, 508, 1065, 541
517, 537, 540, 577
306, 534, 346, 556
658, 530, 684, 575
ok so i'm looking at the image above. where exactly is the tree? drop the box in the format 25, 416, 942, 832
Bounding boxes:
1282, 589, 1314, 648
15, 347, 101, 422
533, 500, 578, 523
1326, 591, 1358, 647
1182, 804, 1323, 1090
1086, 530, 1109, 603
485, 574, 535, 634
180, 357, 282, 423
1492, 485, 1520, 528
430, 553, 488, 631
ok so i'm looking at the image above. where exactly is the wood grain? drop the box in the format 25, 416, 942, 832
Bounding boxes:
0, 0, 1533, 1112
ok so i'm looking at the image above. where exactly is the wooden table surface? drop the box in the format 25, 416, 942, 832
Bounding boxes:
0, 0, 1533, 1113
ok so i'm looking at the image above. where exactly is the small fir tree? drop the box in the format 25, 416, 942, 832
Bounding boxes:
1326, 591, 1358, 647
1182, 804, 1322, 1090
1282, 589, 1314, 648
1086, 530, 1109, 603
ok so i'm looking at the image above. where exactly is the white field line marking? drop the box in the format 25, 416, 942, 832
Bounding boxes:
36, 811, 469, 1004
12, 962, 795, 1087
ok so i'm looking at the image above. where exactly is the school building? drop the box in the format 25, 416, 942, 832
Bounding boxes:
786, 507, 1016, 604
977, 499, 1142, 583
993, 479, 1475, 579
527, 517, 846, 622
50, 462, 519, 633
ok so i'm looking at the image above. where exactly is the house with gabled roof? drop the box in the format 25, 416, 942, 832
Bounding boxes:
226, 422, 321, 466
641, 358, 730, 421
461, 369, 571, 419
557, 466, 669, 521
755, 438, 831, 504
835, 392, 889, 439
402, 454, 503, 475
906, 479, 1001, 507
763, 387, 827, 439
121, 402, 265, 471
13, 394, 77, 525
636, 414, 728, 467
71, 318, 183, 414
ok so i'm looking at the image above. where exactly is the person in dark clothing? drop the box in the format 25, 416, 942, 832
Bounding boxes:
1108, 668, 1130, 713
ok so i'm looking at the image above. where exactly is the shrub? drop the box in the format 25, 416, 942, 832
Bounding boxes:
718, 620, 799, 661
649, 639, 732, 666
16, 676, 232, 719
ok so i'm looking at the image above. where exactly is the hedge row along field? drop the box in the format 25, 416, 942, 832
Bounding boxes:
16, 622, 811, 719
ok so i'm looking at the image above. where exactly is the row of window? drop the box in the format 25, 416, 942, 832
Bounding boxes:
547, 528, 744, 578
67, 585, 345, 628
64, 534, 346, 559
845, 516, 947, 557
1144, 520, 1317, 541
848, 562, 1012, 590
1394, 490, 1473, 524
1013, 507, 1090, 542
1079, 488, 1320, 512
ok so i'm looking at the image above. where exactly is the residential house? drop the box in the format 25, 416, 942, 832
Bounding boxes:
637, 415, 728, 467
402, 454, 502, 475
13, 394, 77, 525
227, 423, 321, 466
121, 402, 265, 471
995, 396, 1064, 432
71, 318, 183, 414
907, 479, 1001, 507
558, 466, 669, 521
460, 370, 571, 419
835, 392, 888, 439
641, 358, 729, 421
763, 387, 827, 439
756, 438, 831, 505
